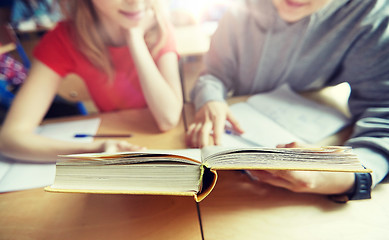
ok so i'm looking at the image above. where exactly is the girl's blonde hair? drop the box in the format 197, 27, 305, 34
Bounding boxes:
62, 0, 169, 79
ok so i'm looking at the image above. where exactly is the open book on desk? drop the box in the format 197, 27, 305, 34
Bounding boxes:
45, 146, 370, 202
221, 85, 350, 148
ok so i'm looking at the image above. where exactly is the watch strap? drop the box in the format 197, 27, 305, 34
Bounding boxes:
348, 172, 372, 200
329, 172, 372, 203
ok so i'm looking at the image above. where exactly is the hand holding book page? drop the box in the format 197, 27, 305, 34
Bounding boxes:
45, 146, 370, 202
221, 84, 350, 148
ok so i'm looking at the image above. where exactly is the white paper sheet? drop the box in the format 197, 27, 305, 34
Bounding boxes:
246, 85, 350, 143
221, 85, 350, 147
0, 118, 101, 192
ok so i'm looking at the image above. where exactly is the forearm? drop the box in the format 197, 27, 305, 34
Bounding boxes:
128, 33, 182, 131
191, 74, 228, 110
0, 131, 104, 163
345, 107, 389, 187
339, 10, 389, 187
350, 147, 388, 188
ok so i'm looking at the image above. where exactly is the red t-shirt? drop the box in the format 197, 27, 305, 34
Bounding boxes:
33, 21, 177, 112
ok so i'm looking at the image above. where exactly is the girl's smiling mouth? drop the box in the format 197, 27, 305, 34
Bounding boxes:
119, 10, 144, 20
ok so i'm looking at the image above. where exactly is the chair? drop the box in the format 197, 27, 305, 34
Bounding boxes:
0, 23, 31, 69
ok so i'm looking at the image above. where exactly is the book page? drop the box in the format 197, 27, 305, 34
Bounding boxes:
61, 149, 203, 165
124, 149, 202, 164
0, 118, 101, 193
202, 146, 369, 173
246, 85, 350, 143
142, 148, 201, 163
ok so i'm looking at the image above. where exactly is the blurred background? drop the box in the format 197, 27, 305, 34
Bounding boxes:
0, 0, 238, 121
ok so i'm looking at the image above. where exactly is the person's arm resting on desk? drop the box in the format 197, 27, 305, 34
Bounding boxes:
247, 142, 371, 202
249, 6, 389, 201
0, 61, 142, 163
324, 9, 389, 201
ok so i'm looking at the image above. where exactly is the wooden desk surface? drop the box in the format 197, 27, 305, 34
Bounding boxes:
198, 170, 389, 240
0, 189, 201, 240
0, 108, 201, 240
43, 108, 187, 149
95, 108, 187, 149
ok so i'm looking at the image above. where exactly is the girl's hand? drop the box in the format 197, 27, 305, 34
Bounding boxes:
186, 101, 244, 148
101, 140, 146, 153
247, 142, 355, 195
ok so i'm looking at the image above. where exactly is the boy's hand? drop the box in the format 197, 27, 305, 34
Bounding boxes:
247, 142, 355, 195
186, 101, 244, 148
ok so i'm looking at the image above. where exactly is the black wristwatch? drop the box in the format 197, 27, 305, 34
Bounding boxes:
329, 172, 372, 203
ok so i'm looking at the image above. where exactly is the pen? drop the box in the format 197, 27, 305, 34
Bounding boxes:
74, 134, 132, 138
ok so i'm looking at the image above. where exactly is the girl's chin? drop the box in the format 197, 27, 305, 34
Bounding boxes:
277, 7, 306, 22
279, 14, 304, 22
121, 21, 141, 28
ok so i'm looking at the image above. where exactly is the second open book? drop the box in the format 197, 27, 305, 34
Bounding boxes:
45, 146, 370, 202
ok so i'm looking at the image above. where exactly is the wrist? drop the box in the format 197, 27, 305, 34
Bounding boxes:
127, 31, 148, 54
329, 172, 372, 203
87, 140, 105, 153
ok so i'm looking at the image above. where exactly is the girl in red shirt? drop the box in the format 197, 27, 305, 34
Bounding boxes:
0, 0, 183, 162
